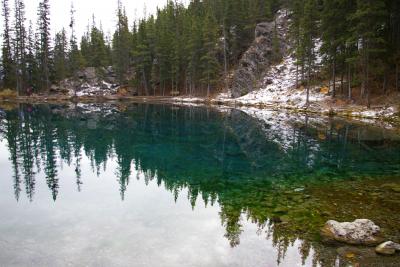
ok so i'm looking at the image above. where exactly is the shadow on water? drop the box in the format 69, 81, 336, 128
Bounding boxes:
0, 102, 399, 266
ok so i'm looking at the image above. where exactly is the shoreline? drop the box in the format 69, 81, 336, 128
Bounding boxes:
1, 94, 399, 129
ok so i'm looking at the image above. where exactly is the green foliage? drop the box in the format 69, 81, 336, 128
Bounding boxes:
4, 0, 398, 100
1, 0, 278, 96
1, 0, 15, 89
112, 0, 278, 95
112, 4, 131, 84
80, 17, 111, 70
37, 0, 51, 92
289, 0, 399, 103
53, 28, 68, 82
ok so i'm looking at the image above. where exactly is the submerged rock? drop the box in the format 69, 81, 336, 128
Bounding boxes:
321, 219, 382, 245
336, 246, 376, 260
381, 183, 400, 193
375, 241, 400, 255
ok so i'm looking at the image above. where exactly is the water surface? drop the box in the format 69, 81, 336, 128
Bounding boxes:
0, 103, 399, 267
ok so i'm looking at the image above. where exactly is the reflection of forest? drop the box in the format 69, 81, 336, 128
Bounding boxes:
1, 103, 399, 266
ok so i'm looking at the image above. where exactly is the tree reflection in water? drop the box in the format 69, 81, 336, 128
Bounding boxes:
0, 103, 399, 266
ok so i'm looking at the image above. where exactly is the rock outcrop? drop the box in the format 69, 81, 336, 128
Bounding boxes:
321, 219, 382, 245
231, 10, 289, 98
50, 66, 123, 97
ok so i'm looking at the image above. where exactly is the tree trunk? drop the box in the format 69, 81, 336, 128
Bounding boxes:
382, 70, 387, 95
340, 70, 344, 95
171, 78, 174, 96
306, 60, 311, 107
223, 23, 228, 91
332, 54, 336, 98
361, 39, 366, 99
396, 63, 399, 91
208, 69, 211, 98
142, 69, 148, 96
348, 64, 352, 100
366, 48, 370, 108
185, 76, 188, 95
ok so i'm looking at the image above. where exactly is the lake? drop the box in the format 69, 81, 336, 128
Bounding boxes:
0, 103, 399, 267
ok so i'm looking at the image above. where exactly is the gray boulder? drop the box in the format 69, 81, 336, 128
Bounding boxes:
375, 241, 400, 255
321, 219, 382, 245
76, 67, 97, 81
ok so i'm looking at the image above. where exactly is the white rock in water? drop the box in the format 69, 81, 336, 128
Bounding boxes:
321, 219, 382, 245
375, 241, 400, 255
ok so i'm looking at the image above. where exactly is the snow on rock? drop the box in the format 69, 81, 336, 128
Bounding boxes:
72, 82, 118, 97
232, 55, 329, 108
321, 219, 382, 245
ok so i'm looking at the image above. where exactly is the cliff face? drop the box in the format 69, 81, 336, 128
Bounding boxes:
231, 10, 289, 98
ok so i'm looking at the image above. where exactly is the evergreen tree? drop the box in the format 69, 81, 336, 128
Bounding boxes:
0, 0, 397, 100
80, 16, 110, 68
1, 0, 15, 88
26, 21, 38, 89
350, 0, 387, 107
37, 0, 51, 92
200, 11, 220, 96
13, 0, 27, 95
112, 1, 131, 84
134, 19, 152, 95
300, 0, 319, 106
68, 2, 83, 77
53, 28, 67, 82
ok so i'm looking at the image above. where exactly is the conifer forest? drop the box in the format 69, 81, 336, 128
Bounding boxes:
1, 0, 399, 101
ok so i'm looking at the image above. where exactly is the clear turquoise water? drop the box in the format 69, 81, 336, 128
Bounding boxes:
0, 103, 399, 267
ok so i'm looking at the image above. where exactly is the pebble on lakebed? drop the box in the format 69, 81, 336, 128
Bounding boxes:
375, 241, 400, 255
321, 219, 383, 245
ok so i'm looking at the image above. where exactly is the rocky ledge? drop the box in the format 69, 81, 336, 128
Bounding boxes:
50, 66, 136, 98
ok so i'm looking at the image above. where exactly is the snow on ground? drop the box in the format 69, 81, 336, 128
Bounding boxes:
348, 106, 397, 119
215, 90, 231, 101
173, 97, 204, 103
232, 55, 329, 108
172, 97, 207, 108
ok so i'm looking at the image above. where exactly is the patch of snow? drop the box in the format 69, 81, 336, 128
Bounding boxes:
173, 97, 205, 103
232, 55, 329, 108
349, 106, 398, 120
314, 38, 323, 66
75, 81, 119, 97
216, 90, 232, 100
